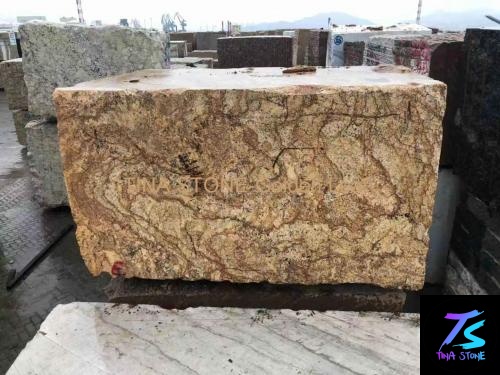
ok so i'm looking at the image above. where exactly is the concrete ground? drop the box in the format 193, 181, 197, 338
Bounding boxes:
0, 91, 110, 373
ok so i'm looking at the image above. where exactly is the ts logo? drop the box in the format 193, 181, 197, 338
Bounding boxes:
439, 310, 485, 351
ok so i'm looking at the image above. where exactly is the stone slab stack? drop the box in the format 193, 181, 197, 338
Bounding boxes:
445, 29, 500, 295
218, 36, 294, 68
343, 41, 365, 66
53, 66, 445, 289
19, 22, 169, 207
0, 58, 38, 145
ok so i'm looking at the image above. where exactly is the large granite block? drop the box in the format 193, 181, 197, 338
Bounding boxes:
218, 36, 294, 68
0, 58, 28, 110
19, 22, 169, 118
54, 66, 445, 289
26, 119, 68, 207
454, 28, 500, 210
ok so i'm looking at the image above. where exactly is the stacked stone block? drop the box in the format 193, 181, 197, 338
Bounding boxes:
453, 29, 500, 210
26, 119, 68, 206
445, 29, 500, 295
447, 194, 500, 294
0, 58, 27, 110
217, 36, 294, 68
19, 22, 169, 207
20, 22, 169, 118
0, 58, 38, 145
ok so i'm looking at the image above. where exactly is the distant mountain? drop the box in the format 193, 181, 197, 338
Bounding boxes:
418, 9, 500, 31
241, 12, 374, 31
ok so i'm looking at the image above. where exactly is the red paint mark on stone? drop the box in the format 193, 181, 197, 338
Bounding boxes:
111, 261, 125, 276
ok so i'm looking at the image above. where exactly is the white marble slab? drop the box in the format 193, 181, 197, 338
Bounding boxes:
7, 303, 420, 375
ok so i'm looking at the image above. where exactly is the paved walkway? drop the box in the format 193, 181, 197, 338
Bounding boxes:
0, 91, 110, 372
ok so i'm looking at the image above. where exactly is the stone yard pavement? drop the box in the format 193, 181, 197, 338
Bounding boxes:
0, 91, 110, 373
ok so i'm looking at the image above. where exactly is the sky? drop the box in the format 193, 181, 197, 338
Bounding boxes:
1, 0, 500, 30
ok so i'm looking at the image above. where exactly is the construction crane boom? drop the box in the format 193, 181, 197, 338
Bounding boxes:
76, 0, 85, 24
174, 12, 187, 32
416, 0, 422, 24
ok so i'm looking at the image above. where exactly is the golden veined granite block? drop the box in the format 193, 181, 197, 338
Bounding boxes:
54, 66, 445, 290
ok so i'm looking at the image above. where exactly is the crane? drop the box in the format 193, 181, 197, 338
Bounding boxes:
161, 14, 177, 33
76, 0, 85, 24
486, 15, 500, 25
174, 12, 187, 32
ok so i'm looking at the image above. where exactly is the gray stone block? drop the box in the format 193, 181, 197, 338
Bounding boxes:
0, 58, 28, 110
12, 109, 39, 146
26, 119, 68, 207
19, 22, 169, 118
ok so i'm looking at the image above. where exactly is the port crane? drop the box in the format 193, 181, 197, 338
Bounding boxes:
161, 12, 187, 33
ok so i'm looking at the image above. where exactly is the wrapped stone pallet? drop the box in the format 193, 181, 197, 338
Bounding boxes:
343, 41, 365, 66
54, 66, 445, 290
19, 22, 169, 207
